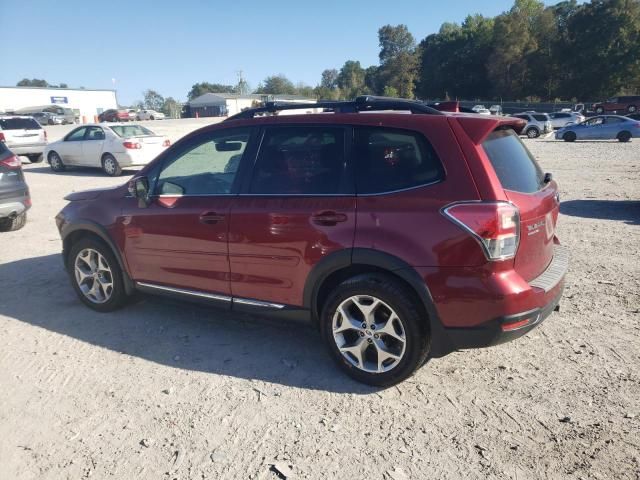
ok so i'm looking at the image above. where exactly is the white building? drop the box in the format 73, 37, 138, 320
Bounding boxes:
0, 86, 118, 122
188, 93, 317, 118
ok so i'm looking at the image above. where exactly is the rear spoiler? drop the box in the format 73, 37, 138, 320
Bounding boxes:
426, 101, 475, 114
452, 116, 527, 144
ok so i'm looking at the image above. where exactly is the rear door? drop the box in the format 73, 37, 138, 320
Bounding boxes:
482, 129, 559, 281
0, 117, 45, 149
228, 125, 355, 307
80, 126, 106, 166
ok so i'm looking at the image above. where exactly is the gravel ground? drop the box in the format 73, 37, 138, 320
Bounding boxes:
0, 127, 638, 479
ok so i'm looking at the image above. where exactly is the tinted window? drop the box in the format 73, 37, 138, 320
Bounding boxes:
157, 128, 251, 195
85, 127, 105, 140
354, 127, 443, 194
0, 118, 41, 130
66, 128, 87, 141
110, 125, 154, 137
482, 129, 544, 194
250, 126, 346, 195
606, 117, 627, 124
533, 114, 549, 122
552, 113, 569, 119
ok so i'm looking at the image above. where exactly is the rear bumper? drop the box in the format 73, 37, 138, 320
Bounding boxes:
9, 143, 47, 155
0, 190, 30, 219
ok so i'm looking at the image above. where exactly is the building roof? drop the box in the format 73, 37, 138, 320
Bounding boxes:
189, 92, 316, 107
0, 86, 116, 93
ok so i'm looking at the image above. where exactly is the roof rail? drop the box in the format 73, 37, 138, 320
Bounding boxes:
224, 95, 444, 121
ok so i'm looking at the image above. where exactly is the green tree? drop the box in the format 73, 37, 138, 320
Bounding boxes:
377, 25, 418, 98
143, 89, 165, 111
16, 78, 49, 87
254, 75, 297, 95
187, 82, 235, 100
337, 60, 366, 99
364, 66, 381, 95
320, 69, 339, 89
162, 97, 181, 118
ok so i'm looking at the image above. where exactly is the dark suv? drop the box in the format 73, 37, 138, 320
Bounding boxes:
0, 141, 31, 231
56, 97, 568, 386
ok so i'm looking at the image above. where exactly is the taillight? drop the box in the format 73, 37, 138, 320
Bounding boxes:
0, 155, 21, 169
0, 132, 5, 143
442, 201, 520, 260
123, 141, 142, 149
162, 139, 171, 147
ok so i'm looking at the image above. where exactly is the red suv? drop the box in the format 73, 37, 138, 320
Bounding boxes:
55, 97, 568, 386
593, 95, 640, 115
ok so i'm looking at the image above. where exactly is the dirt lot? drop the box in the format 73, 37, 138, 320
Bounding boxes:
0, 125, 638, 479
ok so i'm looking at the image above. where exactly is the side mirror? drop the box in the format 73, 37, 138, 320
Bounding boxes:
543, 172, 553, 184
129, 176, 150, 208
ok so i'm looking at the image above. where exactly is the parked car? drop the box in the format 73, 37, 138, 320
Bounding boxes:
556, 115, 639, 142
0, 141, 31, 232
127, 109, 138, 121
98, 109, 130, 123
548, 111, 585, 129
593, 96, 640, 115
511, 112, 553, 138
32, 111, 63, 126
0, 115, 47, 163
44, 124, 170, 176
55, 96, 568, 386
136, 109, 165, 121
471, 105, 491, 115
489, 105, 503, 115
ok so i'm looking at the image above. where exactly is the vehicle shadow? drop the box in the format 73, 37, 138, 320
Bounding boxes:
22, 165, 139, 177
561, 199, 640, 226
0, 254, 377, 394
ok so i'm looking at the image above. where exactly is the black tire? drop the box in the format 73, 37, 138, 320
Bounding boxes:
27, 154, 43, 163
0, 212, 27, 232
595, 107, 605, 114
102, 154, 122, 176
627, 105, 637, 114
150, 115, 154, 120
320, 274, 430, 387
48, 151, 66, 172
526, 127, 540, 139
617, 131, 631, 143
563, 131, 577, 142
66, 237, 128, 312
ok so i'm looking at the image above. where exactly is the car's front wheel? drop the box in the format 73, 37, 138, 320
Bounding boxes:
102, 154, 122, 176
0, 212, 27, 232
526, 127, 540, 138
48, 151, 66, 172
595, 107, 605, 114
563, 131, 577, 142
321, 274, 430, 387
67, 237, 128, 312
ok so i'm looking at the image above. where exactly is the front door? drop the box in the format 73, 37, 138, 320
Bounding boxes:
228, 125, 356, 307
121, 127, 254, 299
60, 127, 87, 164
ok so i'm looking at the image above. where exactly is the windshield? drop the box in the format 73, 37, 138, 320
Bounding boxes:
109, 125, 155, 137
0, 118, 42, 130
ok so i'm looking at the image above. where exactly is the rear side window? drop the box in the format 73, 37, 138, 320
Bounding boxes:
0, 118, 41, 130
354, 127, 443, 194
533, 114, 548, 122
482, 129, 544, 193
250, 126, 347, 195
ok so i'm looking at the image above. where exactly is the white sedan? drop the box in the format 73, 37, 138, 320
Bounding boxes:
44, 124, 170, 176
136, 109, 165, 120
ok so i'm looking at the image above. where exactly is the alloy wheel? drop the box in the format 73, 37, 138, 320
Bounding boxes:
74, 248, 114, 304
332, 295, 407, 373
103, 157, 116, 175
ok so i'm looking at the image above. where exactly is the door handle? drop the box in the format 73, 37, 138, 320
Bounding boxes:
312, 211, 348, 226
199, 212, 225, 225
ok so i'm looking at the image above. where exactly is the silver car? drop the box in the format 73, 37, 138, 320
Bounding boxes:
32, 111, 63, 126
548, 111, 585, 129
512, 112, 553, 138
0, 116, 47, 162
556, 115, 639, 142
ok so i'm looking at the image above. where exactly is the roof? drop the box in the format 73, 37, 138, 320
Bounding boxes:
0, 86, 116, 93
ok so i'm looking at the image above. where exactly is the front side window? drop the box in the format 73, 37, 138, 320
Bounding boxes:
157, 128, 251, 196
533, 114, 549, 122
249, 126, 346, 195
354, 127, 444, 194
66, 128, 87, 141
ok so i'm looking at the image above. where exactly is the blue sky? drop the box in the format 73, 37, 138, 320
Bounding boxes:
1, 0, 572, 105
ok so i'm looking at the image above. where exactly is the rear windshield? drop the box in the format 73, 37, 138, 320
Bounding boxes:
0, 118, 42, 130
110, 125, 154, 137
482, 129, 545, 193
533, 114, 549, 122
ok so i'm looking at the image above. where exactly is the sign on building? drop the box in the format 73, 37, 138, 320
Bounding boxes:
50, 96, 68, 104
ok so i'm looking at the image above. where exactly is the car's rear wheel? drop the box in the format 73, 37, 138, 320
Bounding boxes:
67, 238, 128, 312
102, 154, 122, 176
526, 127, 540, 138
321, 274, 430, 387
0, 212, 27, 232
595, 107, 605, 114
563, 131, 577, 142
617, 131, 631, 143
48, 151, 66, 172
150, 115, 155, 120
627, 105, 637, 114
